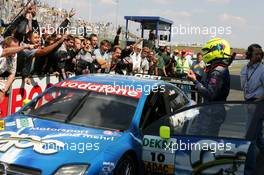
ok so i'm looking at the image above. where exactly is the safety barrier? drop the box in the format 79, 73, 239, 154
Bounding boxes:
0, 75, 59, 118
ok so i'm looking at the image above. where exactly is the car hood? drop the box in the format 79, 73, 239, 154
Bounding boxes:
0, 115, 124, 174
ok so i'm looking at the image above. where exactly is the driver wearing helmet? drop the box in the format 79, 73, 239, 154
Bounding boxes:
187, 37, 231, 102
186, 38, 232, 157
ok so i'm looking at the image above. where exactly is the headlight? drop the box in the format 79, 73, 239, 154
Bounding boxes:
54, 164, 89, 175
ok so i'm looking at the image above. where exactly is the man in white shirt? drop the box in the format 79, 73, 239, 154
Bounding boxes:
131, 44, 142, 74
140, 47, 150, 74
0, 37, 21, 103
240, 44, 264, 175
93, 40, 110, 73
0, 41, 33, 58
240, 44, 264, 101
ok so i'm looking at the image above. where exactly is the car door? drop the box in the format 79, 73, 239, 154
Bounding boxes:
141, 102, 263, 175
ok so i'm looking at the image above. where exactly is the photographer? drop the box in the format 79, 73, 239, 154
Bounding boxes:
4, 1, 40, 42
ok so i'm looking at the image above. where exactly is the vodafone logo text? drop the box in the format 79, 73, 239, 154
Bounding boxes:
57, 81, 142, 99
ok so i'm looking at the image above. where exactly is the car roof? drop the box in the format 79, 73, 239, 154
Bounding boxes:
67, 74, 166, 88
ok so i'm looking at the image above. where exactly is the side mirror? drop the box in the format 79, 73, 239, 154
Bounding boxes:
159, 126, 170, 139
23, 99, 31, 106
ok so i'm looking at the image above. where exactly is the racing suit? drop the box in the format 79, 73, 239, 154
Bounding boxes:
194, 63, 230, 102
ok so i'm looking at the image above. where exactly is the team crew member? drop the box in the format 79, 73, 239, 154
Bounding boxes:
187, 38, 231, 102
240, 44, 264, 101
240, 44, 264, 175
176, 50, 192, 79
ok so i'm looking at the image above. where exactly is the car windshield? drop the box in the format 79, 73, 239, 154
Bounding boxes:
20, 83, 140, 131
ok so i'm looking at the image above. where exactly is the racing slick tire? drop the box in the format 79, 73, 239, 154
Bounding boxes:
114, 154, 137, 175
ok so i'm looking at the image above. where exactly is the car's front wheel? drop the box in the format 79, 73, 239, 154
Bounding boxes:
114, 154, 137, 175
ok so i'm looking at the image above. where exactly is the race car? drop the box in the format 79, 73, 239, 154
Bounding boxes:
0, 74, 261, 175
0, 74, 194, 175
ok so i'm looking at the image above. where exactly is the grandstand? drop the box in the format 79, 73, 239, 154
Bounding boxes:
0, 0, 117, 39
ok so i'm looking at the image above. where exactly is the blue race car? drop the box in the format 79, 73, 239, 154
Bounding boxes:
0, 74, 194, 175
0, 74, 259, 175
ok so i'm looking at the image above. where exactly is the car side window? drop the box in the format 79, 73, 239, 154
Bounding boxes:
142, 107, 196, 136
142, 103, 257, 140
142, 115, 171, 136
164, 84, 189, 114
140, 92, 168, 130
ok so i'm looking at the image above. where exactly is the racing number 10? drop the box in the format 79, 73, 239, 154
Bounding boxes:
151, 152, 165, 163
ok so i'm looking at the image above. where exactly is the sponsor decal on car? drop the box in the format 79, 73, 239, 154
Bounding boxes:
15, 118, 34, 129
29, 127, 115, 141
174, 137, 250, 174
134, 74, 162, 80
56, 80, 142, 99
101, 161, 115, 174
142, 135, 176, 175
0, 131, 64, 154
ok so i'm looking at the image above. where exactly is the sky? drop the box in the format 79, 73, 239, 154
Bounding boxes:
40, 0, 264, 49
